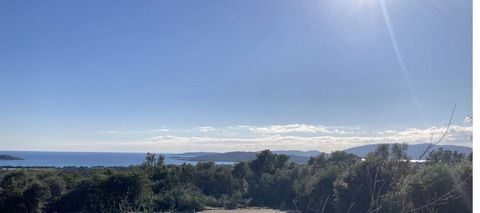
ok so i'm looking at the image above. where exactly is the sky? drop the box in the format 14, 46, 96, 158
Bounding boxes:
0, 0, 472, 152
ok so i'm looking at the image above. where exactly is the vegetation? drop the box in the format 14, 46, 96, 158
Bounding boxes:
0, 144, 472, 213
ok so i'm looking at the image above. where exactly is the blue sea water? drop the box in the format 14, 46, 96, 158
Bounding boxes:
0, 151, 231, 167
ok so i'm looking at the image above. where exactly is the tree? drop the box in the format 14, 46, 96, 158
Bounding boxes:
22, 181, 50, 213
427, 148, 466, 163
394, 163, 471, 212
232, 161, 251, 195
334, 153, 394, 213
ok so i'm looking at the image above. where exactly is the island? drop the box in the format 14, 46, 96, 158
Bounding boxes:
0, 154, 23, 160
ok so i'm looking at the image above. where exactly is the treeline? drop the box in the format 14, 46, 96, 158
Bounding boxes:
0, 144, 472, 213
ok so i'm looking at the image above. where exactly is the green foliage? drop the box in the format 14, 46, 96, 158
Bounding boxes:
153, 184, 206, 212
0, 145, 472, 212
0, 171, 50, 213
294, 151, 356, 213
386, 162, 472, 213
427, 148, 467, 164
46, 170, 152, 212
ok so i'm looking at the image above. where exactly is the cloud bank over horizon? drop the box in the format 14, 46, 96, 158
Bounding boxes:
33, 123, 473, 153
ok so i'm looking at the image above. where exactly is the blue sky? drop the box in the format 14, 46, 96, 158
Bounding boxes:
0, 0, 472, 152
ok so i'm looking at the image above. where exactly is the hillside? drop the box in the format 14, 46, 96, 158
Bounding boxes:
171, 144, 472, 163
175, 151, 312, 164
0, 154, 23, 160
344, 143, 472, 159
272, 150, 321, 157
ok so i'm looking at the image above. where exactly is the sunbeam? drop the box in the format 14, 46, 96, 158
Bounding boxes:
380, 0, 426, 124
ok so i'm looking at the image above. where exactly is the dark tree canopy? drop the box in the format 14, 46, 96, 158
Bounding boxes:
0, 144, 472, 213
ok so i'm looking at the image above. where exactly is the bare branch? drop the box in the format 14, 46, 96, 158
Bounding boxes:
320, 195, 330, 213
418, 104, 456, 160
405, 175, 471, 212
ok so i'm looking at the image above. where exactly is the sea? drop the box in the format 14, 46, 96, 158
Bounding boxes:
0, 151, 233, 167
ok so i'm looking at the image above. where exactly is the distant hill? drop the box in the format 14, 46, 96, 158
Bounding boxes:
170, 144, 472, 164
170, 152, 218, 157
344, 143, 472, 160
175, 151, 313, 164
272, 150, 321, 157
0, 154, 23, 160
183, 152, 257, 162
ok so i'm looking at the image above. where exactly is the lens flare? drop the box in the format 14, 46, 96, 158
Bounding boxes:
379, 0, 426, 124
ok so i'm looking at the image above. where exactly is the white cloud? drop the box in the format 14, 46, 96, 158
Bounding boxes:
228, 125, 255, 129
375, 125, 472, 144
464, 116, 473, 124
249, 124, 352, 134
197, 126, 217, 132
74, 125, 472, 153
